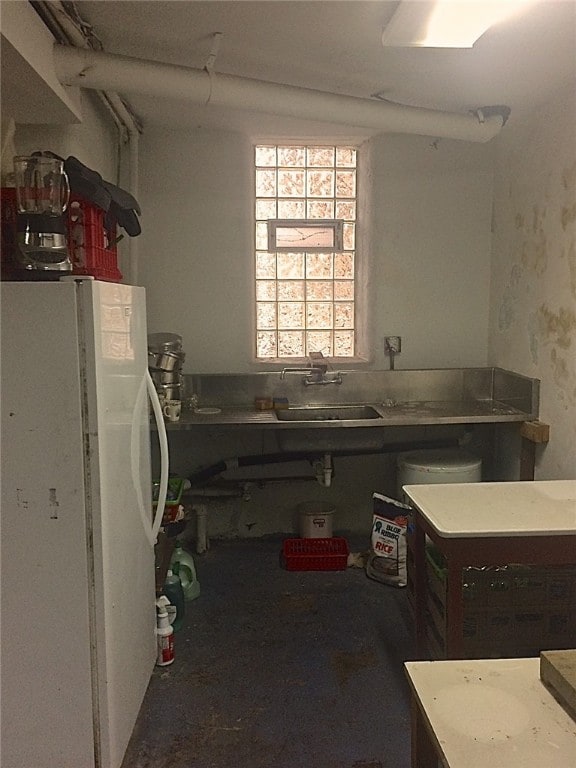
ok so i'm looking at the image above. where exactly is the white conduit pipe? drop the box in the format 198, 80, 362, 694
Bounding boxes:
100, 91, 140, 283
54, 45, 505, 143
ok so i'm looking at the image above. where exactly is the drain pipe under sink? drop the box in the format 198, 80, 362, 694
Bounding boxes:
314, 453, 333, 487
186, 438, 460, 487
185, 438, 460, 549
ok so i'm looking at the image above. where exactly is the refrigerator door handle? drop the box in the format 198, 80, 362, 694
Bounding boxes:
131, 371, 169, 546
147, 371, 169, 543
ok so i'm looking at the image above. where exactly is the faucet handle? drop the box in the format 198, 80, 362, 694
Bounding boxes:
309, 351, 327, 373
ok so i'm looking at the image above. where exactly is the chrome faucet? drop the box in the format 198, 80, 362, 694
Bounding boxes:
308, 351, 328, 374
280, 365, 324, 380
303, 371, 343, 386
280, 352, 342, 385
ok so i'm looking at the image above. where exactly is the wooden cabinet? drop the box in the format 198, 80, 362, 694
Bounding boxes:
405, 481, 576, 659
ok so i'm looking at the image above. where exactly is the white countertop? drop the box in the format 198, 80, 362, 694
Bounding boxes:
405, 657, 576, 768
403, 480, 576, 537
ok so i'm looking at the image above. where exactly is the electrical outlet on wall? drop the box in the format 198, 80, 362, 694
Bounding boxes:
384, 336, 402, 354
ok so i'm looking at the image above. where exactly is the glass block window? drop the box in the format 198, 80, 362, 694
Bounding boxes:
255, 145, 357, 359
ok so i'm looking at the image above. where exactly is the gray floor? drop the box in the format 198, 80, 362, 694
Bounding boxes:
122, 535, 415, 768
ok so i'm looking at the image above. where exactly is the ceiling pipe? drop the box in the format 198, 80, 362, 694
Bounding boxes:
53, 44, 507, 143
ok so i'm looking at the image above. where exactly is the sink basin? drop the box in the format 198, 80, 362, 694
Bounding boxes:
275, 404, 386, 452
276, 405, 381, 421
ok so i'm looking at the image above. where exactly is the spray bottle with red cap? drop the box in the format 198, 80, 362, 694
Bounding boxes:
155, 596, 174, 666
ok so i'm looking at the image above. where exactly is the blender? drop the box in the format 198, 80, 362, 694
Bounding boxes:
14, 154, 72, 273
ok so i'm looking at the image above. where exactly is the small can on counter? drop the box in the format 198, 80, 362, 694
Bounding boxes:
254, 396, 273, 410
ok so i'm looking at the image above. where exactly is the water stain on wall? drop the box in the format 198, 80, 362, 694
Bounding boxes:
523, 205, 548, 275
550, 347, 574, 404
561, 202, 576, 230
568, 239, 576, 298
560, 159, 576, 299
529, 235, 547, 275
499, 281, 517, 331
498, 262, 524, 331
536, 304, 576, 405
513, 206, 549, 277
498, 297, 515, 331
532, 204, 547, 234
528, 312, 540, 365
537, 304, 576, 349
561, 161, 576, 192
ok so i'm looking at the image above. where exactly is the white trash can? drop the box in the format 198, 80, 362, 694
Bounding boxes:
298, 501, 335, 538
397, 448, 482, 502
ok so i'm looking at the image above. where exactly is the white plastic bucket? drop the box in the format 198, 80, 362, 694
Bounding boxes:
298, 501, 335, 538
397, 449, 482, 501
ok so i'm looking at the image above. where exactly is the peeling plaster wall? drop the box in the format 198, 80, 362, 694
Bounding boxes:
489, 83, 576, 479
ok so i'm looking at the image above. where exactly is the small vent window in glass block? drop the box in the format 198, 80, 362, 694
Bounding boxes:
268, 220, 343, 252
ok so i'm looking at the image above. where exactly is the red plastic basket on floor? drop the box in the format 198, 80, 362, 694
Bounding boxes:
67, 195, 123, 282
282, 537, 349, 571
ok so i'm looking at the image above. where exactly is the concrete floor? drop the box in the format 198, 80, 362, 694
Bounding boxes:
122, 535, 415, 768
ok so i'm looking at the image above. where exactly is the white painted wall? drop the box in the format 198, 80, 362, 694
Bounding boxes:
489, 83, 576, 480
15, 92, 118, 183
365, 134, 494, 369
138, 128, 254, 371
0, 0, 82, 124
138, 128, 494, 372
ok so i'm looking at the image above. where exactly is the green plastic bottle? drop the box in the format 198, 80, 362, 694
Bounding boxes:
162, 565, 185, 632
169, 539, 200, 601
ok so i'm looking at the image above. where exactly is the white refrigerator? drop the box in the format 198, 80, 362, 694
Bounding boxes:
1, 279, 169, 768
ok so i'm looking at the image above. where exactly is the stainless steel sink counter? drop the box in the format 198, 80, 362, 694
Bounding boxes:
167, 398, 533, 430
165, 367, 539, 430
373, 398, 531, 424
172, 407, 279, 428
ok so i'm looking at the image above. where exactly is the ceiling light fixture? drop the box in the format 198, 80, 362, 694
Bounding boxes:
381, 0, 535, 49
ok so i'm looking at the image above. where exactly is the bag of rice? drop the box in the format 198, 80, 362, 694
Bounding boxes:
366, 493, 412, 588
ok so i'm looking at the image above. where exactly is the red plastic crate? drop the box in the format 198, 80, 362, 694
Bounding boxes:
282, 537, 349, 571
1, 189, 123, 282
0, 187, 18, 279
67, 195, 123, 282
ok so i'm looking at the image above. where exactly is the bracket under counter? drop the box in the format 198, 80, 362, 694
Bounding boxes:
519, 419, 551, 480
